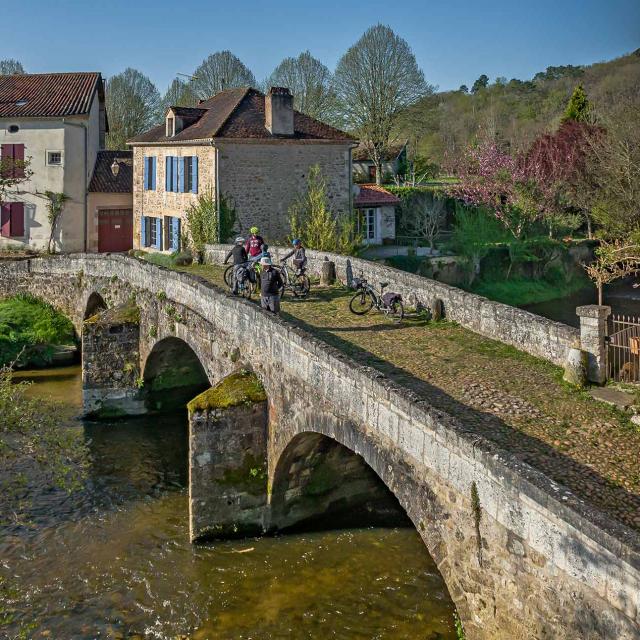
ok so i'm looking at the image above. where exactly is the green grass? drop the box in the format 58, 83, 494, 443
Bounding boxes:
0, 294, 76, 367
470, 275, 589, 307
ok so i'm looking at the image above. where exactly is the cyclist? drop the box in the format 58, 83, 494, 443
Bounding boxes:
245, 227, 265, 258
224, 236, 248, 294
281, 238, 307, 274
260, 257, 283, 313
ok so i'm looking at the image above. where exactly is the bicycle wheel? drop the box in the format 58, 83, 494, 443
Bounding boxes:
224, 265, 234, 287
349, 290, 374, 315
293, 274, 311, 298
390, 300, 404, 322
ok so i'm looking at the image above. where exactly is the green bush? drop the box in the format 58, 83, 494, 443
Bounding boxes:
0, 294, 76, 367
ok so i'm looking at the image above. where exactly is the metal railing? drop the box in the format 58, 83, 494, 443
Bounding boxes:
608, 314, 640, 383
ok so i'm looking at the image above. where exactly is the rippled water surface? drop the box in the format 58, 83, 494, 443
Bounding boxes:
2, 366, 456, 639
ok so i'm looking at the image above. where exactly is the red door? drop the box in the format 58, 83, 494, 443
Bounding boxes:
98, 209, 133, 253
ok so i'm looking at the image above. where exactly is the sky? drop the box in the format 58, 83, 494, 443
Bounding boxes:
2, 0, 639, 94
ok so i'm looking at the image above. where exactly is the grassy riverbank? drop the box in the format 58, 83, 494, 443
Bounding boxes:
0, 294, 76, 367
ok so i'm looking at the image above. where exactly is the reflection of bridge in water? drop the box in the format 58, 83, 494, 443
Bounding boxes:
1, 254, 639, 640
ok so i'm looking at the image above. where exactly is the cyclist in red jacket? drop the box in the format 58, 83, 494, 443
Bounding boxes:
245, 227, 265, 258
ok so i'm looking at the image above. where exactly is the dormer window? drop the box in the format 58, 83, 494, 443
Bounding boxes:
166, 117, 175, 137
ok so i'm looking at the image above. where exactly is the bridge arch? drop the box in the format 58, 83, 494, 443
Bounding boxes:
268, 414, 472, 629
83, 292, 107, 320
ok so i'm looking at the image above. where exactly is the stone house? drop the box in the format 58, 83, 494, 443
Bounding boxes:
354, 184, 399, 245
0, 72, 111, 252
352, 141, 407, 183
128, 86, 355, 251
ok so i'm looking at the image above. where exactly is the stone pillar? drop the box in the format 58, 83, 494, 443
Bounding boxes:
82, 302, 145, 418
576, 305, 611, 384
188, 370, 268, 542
320, 259, 336, 286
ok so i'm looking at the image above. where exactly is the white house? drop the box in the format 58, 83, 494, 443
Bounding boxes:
0, 72, 112, 252
353, 183, 399, 245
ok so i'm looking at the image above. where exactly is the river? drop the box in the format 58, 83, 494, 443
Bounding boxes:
1, 366, 457, 639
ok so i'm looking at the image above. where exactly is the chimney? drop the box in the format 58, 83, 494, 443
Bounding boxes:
265, 87, 294, 136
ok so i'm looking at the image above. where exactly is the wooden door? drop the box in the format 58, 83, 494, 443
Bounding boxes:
98, 209, 133, 253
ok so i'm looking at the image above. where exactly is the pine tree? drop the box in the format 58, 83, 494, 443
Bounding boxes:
562, 84, 592, 123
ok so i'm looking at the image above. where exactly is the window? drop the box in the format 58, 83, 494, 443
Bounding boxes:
368, 165, 376, 182
1, 143, 25, 178
0, 202, 25, 237
184, 156, 198, 193
143, 156, 157, 190
361, 208, 377, 241
166, 117, 174, 137
47, 151, 63, 166
165, 156, 198, 193
8, 125, 19, 134
164, 216, 181, 251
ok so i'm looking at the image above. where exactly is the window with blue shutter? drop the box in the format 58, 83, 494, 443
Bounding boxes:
143, 157, 148, 190
178, 157, 185, 193
171, 217, 181, 250
165, 156, 172, 192
151, 157, 157, 190
143, 157, 156, 191
191, 156, 198, 193
155, 218, 163, 250
141, 216, 148, 247
172, 157, 179, 192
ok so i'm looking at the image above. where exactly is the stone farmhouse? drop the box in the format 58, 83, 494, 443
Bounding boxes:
352, 140, 407, 183
128, 86, 355, 251
0, 72, 131, 252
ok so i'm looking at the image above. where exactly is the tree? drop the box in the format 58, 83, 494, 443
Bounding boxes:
334, 24, 431, 185
459, 84, 469, 93
44, 191, 70, 253
585, 238, 640, 305
471, 74, 489, 93
289, 165, 360, 254
185, 189, 237, 256
105, 68, 161, 150
398, 191, 447, 250
161, 77, 199, 113
192, 51, 256, 99
0, 59, 25, 75
266, 51, 335, 121
562, 84, 592, 123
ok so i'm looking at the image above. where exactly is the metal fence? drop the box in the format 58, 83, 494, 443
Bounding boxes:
608, 314, 640, 383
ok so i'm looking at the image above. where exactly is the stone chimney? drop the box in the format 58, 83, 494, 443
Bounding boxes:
265, 87, 294, 136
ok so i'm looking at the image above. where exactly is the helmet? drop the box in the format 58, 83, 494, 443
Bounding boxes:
260, 257, 272, 265
250, 226, 259, 234
235, 236, 245, 244
292, 238, 301, 246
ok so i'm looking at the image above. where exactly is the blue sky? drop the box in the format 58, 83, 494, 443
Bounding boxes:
3, 0, 639, 93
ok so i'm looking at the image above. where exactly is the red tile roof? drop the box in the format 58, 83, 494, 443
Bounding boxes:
89, 150, 132, 193
129, 87, 354, 144
354, 184, 401, 208
0, 72, 102, 118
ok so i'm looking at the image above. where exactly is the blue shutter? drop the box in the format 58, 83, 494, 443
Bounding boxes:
151, 157, 157, 190
178, 157, 185, 193
141, 216, 147, 247
155, 218, 163, 249
143, 157, 148, 190
165, 156, 171, 191
172, 217, 180, 250
172, 157, 178, 192
191, 156, 198, 193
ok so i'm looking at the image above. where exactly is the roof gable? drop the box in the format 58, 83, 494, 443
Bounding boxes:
89, 150, 133, 193
0, 72, 102, 118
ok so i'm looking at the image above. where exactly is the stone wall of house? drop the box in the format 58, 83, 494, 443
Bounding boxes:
217, 142, 352, 240
0, 254, 638, 640
206, 243, 580, 367
132, 145, 215, 250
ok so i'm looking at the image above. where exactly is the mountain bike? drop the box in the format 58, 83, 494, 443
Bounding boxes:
278, 259, 310, 298
226, 264, 255, 299
349, 276, 404, 322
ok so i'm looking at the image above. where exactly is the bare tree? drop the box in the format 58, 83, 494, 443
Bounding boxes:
334, 24, 432, 185
161, 77, 199, 113
0, 59, 25, 75
105, 68, 161, 150
399, 191, 446, 250
266, 51, 336, 121
192, 51, 256, 99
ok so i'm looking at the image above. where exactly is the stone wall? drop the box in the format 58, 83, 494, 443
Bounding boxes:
0, 254, 638, 640
206, 243, 580, 367
217, 142, 352, 239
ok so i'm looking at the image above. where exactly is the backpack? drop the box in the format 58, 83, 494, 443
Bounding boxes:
382, 291, 402, 307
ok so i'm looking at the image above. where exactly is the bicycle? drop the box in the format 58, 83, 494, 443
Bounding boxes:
278, 259, 310, 298
226, 263, 255, 299
348, 276, 404, 322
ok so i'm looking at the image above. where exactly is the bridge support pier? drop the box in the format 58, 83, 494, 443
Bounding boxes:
82, 302, 146, 418
188, 371, 269, 542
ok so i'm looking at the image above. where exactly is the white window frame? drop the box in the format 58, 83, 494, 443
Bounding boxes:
166, 117, 175, 137
364, 207, 379, 243
46, 150, 64, 167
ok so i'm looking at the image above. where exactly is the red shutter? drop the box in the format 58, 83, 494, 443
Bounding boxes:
12, 144, 25, 178
0, 144, 12, 179
10, 203, 24, 237
0, 204, 10, 237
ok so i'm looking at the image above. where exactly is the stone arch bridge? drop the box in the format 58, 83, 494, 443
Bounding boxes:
1, 254, 639, 640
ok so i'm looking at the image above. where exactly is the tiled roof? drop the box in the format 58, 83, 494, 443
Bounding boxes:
169, 106, 207, 118
89, 150, 133, 193
354, 184, 400, 208
129, 87, 354, 144
0, 72, 102, 118
353, 141, 407, 162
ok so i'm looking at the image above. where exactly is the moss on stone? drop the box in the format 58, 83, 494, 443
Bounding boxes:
187, 370, 265, 413
215, 453, 267, 496
84, 302, 140, 326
